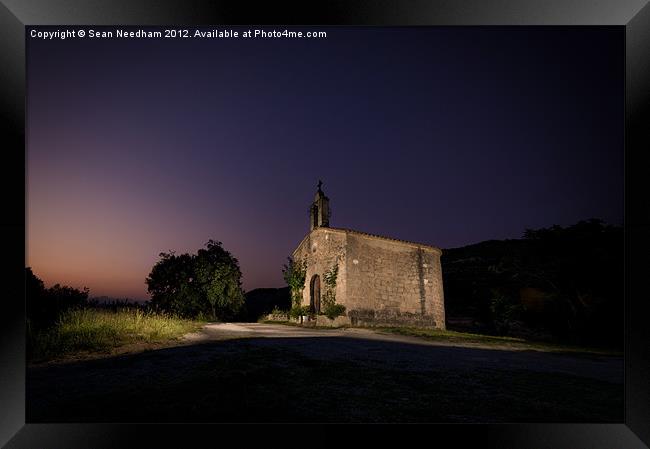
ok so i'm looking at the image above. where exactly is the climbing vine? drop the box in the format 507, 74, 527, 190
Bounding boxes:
321, 260, 346, 319
282, 256, 307, 308
321, 262, 339, 309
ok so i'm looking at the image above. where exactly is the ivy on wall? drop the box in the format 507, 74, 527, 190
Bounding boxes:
322, 260, 346, 319
322, 262, 339, 309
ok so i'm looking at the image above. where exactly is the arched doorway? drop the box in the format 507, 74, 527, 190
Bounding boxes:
310, 274, 321, 314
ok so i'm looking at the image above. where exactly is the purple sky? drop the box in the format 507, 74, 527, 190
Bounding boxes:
26, 27, 623, 300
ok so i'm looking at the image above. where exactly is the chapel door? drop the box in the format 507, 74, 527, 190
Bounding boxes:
310, 275, 321, 314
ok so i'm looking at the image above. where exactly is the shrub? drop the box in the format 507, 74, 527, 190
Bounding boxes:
288, 305, 301, 320
489, 291, 524, 335
270, 306, 288, 316
323, 303, 346, 320
289, 304, 313, 323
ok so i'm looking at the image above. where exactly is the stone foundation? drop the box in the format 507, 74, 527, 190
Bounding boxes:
314, 315, 351, 327
348, 308, 438, 328
264, 313, 290, 322
292, 198, 446, 330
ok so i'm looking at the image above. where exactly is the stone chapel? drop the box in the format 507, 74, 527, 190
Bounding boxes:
292, 182, 446, 329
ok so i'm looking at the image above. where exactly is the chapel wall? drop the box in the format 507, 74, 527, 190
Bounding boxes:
292, 228, 347, 310
344, 233, 445, 329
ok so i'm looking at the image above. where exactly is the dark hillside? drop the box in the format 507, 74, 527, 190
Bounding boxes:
240, 287, 291, 322
441, 219, 623, 348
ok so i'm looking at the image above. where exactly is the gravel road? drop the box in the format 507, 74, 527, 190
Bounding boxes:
27, 323, 623, 423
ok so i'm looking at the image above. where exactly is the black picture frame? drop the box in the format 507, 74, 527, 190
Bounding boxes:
1, 1, 649, 447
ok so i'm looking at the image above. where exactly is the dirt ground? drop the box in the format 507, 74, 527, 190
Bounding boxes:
27, 323, 623, 423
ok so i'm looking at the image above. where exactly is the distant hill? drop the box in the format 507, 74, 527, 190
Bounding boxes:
240, 287, 291, 322
441, 219, 623, 348
442, 239, 525, 315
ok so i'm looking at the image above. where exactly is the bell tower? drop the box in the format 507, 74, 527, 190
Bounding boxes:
310, 180, 330, 230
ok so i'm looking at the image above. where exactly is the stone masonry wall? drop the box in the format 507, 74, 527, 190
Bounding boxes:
293, 228, 347, 311
293, 227, 445, 329
344, 233, 445, 329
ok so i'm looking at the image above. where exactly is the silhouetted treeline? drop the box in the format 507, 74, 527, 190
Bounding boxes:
27, 270, 156, 331
87, 297, 148, 311
26, 268, 89, 329
442, 219, 623, 348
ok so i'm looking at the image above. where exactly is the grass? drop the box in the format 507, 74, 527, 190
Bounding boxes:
28, 308, 205, 362
263, 321, 621, 356
375, 326, 622, 356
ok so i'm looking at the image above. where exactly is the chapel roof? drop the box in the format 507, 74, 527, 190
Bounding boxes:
294, 226, 441, 254
329, 227, 442, 253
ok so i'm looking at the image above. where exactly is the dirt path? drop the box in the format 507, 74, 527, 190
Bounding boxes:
180, 322, 622, 383
27, 322, 623, 423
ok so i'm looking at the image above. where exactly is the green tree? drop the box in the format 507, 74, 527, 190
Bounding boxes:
146, 252, 202, 317
195, 240, 245, 321
146, 241, 245, 320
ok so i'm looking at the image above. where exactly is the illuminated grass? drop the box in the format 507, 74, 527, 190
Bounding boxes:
375, 327, 621, 355
262, 321, 620, 356
28, 308, 204, 361
378, 327, 526, 344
